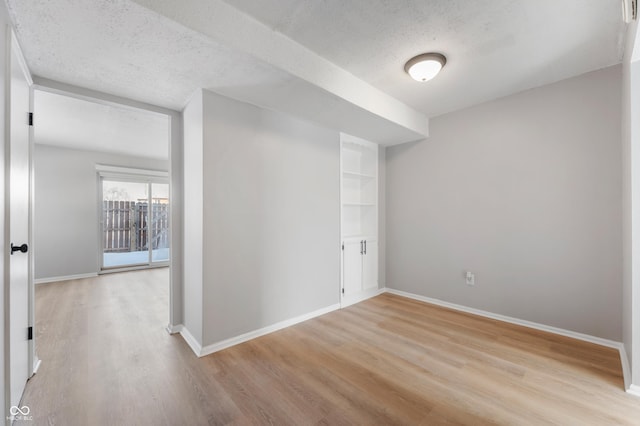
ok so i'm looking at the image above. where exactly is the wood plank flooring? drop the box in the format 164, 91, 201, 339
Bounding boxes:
21, 269, 640, 425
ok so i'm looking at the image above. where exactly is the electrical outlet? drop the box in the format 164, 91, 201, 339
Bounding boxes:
465, 271, 475, 286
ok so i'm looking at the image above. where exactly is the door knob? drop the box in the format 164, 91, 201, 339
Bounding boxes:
10, 243, 28, 255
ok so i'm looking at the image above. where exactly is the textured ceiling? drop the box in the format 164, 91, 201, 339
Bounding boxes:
224, 0, 625, 117
6, 0, 626, 147
34, 90, 169, 159
7, 0, 428, 144
6, 0, 288, 111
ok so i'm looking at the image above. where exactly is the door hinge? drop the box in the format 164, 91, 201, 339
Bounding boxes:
341, 288, 344, 294
341, 243, 344, 250
27, 326, 33, 340
28, 112, 33, 126
623, 0, 638, 23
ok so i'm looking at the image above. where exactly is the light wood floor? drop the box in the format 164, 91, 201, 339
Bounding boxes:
22, 269, 640, 425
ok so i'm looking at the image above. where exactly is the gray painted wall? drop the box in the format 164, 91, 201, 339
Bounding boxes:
622, 56, 632, 387
386, 65, 623, 341
200, 90, 340, 346
623, 56, 640, 386
378, 145, 386, 287
34, 144, 168, 279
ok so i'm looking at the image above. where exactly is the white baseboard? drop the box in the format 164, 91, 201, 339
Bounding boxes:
175, 286, 637, 394
32, 357, 41, 375
166, 324, 183, 335
197, 303, 341, 358
178, 326, 202, 356
385, 288, 621, 348
35, 272, 98, 284
384, 287, 631, 390
619, 345, 631, 391
341, 287, 386, 308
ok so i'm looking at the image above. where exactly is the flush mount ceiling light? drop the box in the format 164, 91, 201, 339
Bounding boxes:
404, 53, 447, 82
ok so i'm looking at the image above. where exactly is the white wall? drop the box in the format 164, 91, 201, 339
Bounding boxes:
182, 90, 204, 343
199, 90, 340, 346
34, 144, 168, 279
168, 104, 184, 331
386, 65, 622, 341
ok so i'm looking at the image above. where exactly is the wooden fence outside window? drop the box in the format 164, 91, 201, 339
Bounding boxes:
103, 200, 169, 253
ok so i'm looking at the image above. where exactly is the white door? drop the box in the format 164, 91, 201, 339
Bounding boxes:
8, 31, 32, 410
361, 239, 378, 290
342, 240, 363, 299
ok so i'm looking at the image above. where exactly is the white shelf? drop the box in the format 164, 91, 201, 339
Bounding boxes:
340, 133, 378, 249
342, 234, 377, 240
343, 171, 375, 179
342, 234, 362, 239
342, 143, 366, 153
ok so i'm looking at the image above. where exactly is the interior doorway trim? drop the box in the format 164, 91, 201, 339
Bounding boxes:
31, 78, 183, 333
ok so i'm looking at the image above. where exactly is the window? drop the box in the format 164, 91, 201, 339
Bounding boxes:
97, 166, 169, 270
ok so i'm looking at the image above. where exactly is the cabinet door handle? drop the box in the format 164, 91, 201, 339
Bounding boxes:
364, 240, 367, 255
360, 240, 363, 255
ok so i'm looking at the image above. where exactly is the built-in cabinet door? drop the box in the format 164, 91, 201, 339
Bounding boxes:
361, 239, 378, 290
342, 240, 363, 297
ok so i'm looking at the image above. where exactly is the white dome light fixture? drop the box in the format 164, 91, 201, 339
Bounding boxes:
404, 53, 447, 82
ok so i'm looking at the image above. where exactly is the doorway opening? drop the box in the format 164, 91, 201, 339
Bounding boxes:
31, 85, 176, 332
